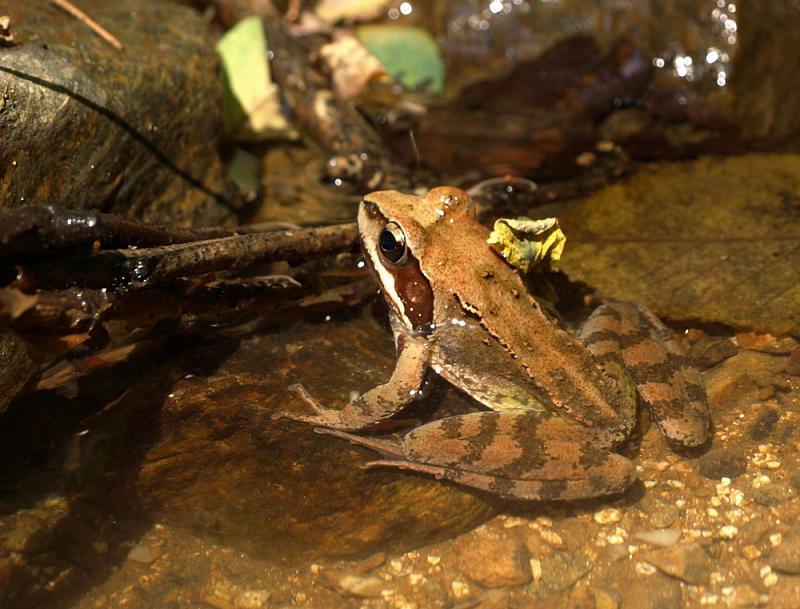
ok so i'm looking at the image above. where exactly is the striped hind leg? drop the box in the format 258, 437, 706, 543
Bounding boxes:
320, 411, 636, 501
580, 302, 710, 448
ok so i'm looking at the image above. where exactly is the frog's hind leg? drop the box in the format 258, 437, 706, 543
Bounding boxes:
580, 302, 710, 449
323, 412, 636, 501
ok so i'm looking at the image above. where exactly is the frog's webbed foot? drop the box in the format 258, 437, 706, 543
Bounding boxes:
271, 384, 364, 429
314, 428, 406, 459
320, 411, 637, 501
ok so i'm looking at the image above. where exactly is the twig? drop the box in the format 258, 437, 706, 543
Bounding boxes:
51, 0, 123, 50
261, 7, 411, 190
15, 223, 360, 290
0, 204, 292, 260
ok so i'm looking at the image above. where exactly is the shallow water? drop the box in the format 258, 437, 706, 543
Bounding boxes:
3, 1, 800, 608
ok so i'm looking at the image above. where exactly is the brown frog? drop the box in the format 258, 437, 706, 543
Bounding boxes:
275, 187, 710, 500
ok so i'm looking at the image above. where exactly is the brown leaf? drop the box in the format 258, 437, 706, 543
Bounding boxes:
558, 154, 800, 335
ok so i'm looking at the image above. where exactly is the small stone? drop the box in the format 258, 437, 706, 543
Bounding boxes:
698, 449, 749, 480
719, 525, 738, 539
735, 332, 798, 354
538, 551, 593, 591
452, 526, 532, 588
690, 335, 738, 368
753, 482, 795, 507
538, 528, 566, 549
450, 580, 470, 598
641, 499, 680, 528
576, 151, 596, 166
127, 543, 162, 563
641, 542, 714, 584
724, 584, 763, 608
749, 404, 781, 441
334, 574, 385, 598
594, 508, 622, 524
235, 590, 270, 609
771, 527, 800, 574
633, 529, 682, 548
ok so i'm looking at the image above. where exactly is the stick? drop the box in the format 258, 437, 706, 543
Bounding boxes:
51, 0, 123, 50
15, 222, 360, 289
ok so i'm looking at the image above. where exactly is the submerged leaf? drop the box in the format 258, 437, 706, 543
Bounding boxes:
488, 217, 566, 274
558, 154, 800, 335
356, 24, 445, 94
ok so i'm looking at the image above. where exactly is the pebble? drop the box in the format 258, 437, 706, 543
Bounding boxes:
698, 449, 749, 480
641, 499, 681, 528
127, 543, 162, 564
719, 525, 739, 539
753, 482, 795, 507
452, 526, 532, 588
594, 508, 622, 524
633, 529, 682, 548
641, 542, 714, 585
771, 527, 800, 574
334, 574, 385, 598
537, 551, 593, 592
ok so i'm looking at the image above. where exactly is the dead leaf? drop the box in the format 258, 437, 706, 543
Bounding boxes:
558, 154, 800, 335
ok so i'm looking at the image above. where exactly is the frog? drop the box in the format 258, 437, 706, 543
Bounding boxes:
274, 186, 711, 501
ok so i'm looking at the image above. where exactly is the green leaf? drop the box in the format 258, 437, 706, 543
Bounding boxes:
217, 16, 269, 134
356, 24, 444, 94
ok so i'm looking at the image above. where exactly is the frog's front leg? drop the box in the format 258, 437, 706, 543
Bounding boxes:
273, 333, 430, 430
321, 411, 636, 501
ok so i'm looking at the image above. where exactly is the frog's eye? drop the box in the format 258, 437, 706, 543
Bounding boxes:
379, 222, 408, 264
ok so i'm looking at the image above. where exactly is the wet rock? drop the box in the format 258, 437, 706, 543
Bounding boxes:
735, 332, 798, 354
749, 405, 782, 442
88, 319, 496, 563
753, 483, 796, 508
640, 498, 680, 529
689, 335, 738, 369
453, 524, 532, 588
771, 527, 800, 574
606, 559, 682, 609
641, 542, 713, 585
0, 327, 35, 414
698, 449, 749, 481
0, 496, 68, 555
0, 0, 238, 225
703, 351, 787, 426
536, 550, 592, 592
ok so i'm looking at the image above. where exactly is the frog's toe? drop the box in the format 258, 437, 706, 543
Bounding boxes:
315, 428, 405, 458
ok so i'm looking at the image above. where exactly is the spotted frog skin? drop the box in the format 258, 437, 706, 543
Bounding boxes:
275, 187, 711, 500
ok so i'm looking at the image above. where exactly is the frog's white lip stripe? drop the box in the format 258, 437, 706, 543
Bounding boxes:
358, 203, 414, 330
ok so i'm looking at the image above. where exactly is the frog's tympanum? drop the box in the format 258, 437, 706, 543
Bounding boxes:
276, 187, 711, 501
